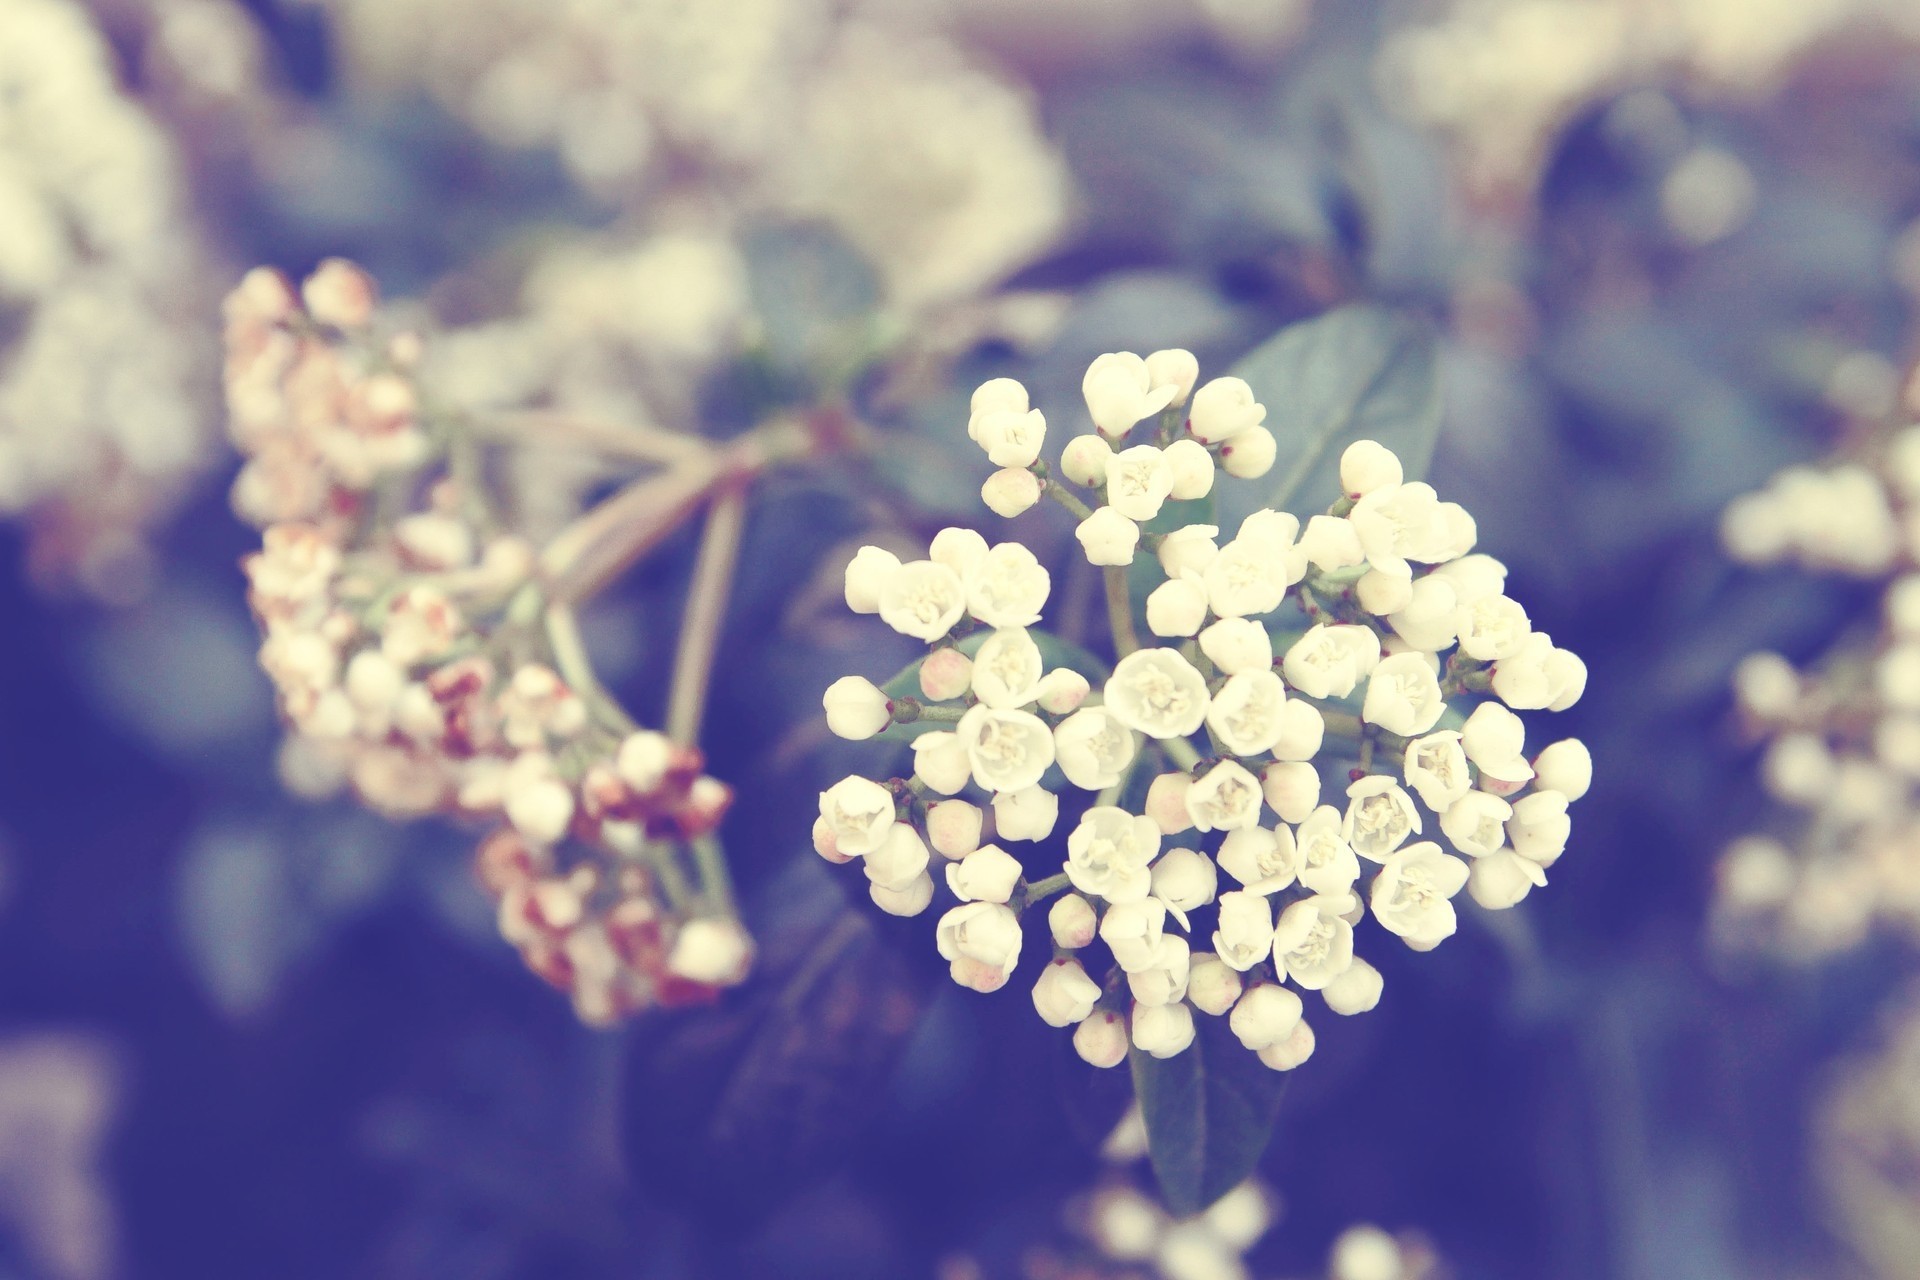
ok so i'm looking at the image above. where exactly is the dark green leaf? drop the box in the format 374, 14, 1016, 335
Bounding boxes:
1216, 303, 1442, 532
1131, 1013, 1292, 1215
742, 223, 881, 383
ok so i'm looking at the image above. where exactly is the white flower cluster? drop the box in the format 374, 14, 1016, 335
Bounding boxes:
229, 262, 748, 1023
817, 351, 1590, 1073
1713, 430, 1920, 958
0, 0, 216, 596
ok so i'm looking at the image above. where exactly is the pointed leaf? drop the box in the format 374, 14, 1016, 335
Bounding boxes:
1130, 1013, 1292, 1216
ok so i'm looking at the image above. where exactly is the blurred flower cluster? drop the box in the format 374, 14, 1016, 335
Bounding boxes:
1817, 988, 1920, 1280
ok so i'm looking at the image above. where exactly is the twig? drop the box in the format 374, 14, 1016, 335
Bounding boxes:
666, 483, 749, 746
1104, 566, 1142, 658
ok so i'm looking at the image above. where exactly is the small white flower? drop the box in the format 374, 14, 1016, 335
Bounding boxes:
1322, 957, 1383, 1015
967, 377, 1029, 440
971, 627, 1045, 708
1229, 983, 1304, 1051
1084, 351, 1178, 438
1440, 791, 1513, 857
878, 560, 967, 641
1212, 889, 1275, 971
1049, 894, 1098, 949
1145, 772, 1195, 834
1299, 515, 1366, 571
957, 704, 1057, 792
823, 676, 891, 739
1158, 524, 1221, 577
1271, 699, 1326, 763
1491, 633, 1587, 711
1131, 1000, 1197, 1058
1128, 934, 1193, 1006
1146, 574, 1210, 637
946, 844, 1025, 904
1162, 438, 1217, 500
936, 901, 1024, 991
1351, 481, 1455, 570
616, 731, 674, 793
871, 875, 935, 917
1035, 668, 1092, 715
1198, 617, 1273, 676
1061, 433, 1114, 487
1065, 806, 1162, 903
1032, 959, 1102, 1027
911, 731, 972, 795
931, 527, 989, 579
1261, 760, 1321, 823
1403, 731, 1472, 810
1206, 669, 1290, 756
1187, 760, 1265, 832
504, 758, 575, 846
1074, 1011, 1131, 1068
1508, 790, 1572, 865
1386, 576, 1460, 652
1188, 376, 1267, 443
967, 542, 1052, 628
1146, 348, 1201, 406
981, 467, 1042, 517
1100, 897, 1169, 972
1455, 592, 1531, 661
1105, 648, 1211, 738
1282, 624, 1382, 699
1369, 841, 1470, 950
1362, 652, 1446, 736
1076, 507, 1141, 566
1340, 439, 1403, 497
918, 648, 973, 702
1204, 535, 1297, 619
1256, 1020, 1316, 1071
1356, 564, 1415, 615
1433, 553, 1508, 604
668, 919, 754, 986
1296, 805, 1362, 895
1343, 775, 1422, 860
1187, 953, 1244, 1015
993, 786, 1060, 841
1220, 426, 1277, 480
1150, 847, 1218, 917
1467, 849, 1548, 910
1216, 825, 1299, 894
1106, 445, 1175, 522
926, 799, 984, 858
818, 775, 896, 856
1462, 702, 1533, 784
1272, 895, 1356, 990
974, 407, 1047, 469
866, 823, 932, 891
1054, 708, 1140, 790
1533, 738, 1592, 801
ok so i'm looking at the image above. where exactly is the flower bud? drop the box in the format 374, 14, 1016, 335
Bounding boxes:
1732, 652, 1798, 720
911, 731, 972, 796
1340, 440, 1403, 497
1049, 893, 1098, 949
819, 774, 897, 856
1131, 1000, 1197, 1058
812, 815, 852, 864
1221, 426, 1277, 479
1187, 953, 1244, 1015
1035, 668, 1091, 715
1032, 959, 1102, 1027
1061, 433, 1114, 486
1075, 508, 1140, 566
668, 918, 754, 985
1084, 351, 1176, 439
1188, 376, 1266, 443
1162, 438, 1216, 500
945, 844, 1024, 903
919, 647, 973, 702
1331, 1226, 1404, 1280
1300, 515, 1365, 571
1269, 699, 1325, 763
1144, 772, 1195, 835
1150, 847, 1218, 914
968, 377, 1028, 432
865, 823, 930, 891
844, 546, 902, 614
1256, 1019, 1316, 1071
823, 676, 891, 740
1073, 1010, 1130, 1068
1157, 525, 1219, 579
303, 258, 377, 328
871, 873, 935, 917
1356, 566, 1414, 615
1322, 956, 1382, 1015
1146, 348, 1200, 406
1197, 616, 1272, 676
506, 768, 575, 847
1532, 738, 1592, 801
1468, 850, 1545, 910
1230, 983, 1304, 1051
975, 407, 1046, 469
1261, 761, 1321, 823
926, 799, 984, 858
981, 467, 1041, 517
1146, 575, 1209, 637
1127, 934, 1192, 1006
993, 786, 1059, 841
1101, 898, 1169, 972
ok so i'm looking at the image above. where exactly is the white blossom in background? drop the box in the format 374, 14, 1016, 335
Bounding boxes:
1713, 406, 1920, 961
817, 349, 1589, 1073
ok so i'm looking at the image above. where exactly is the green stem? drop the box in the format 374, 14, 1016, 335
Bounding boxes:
1044, 480, 1096, 521
1105, 566, 1141, 658
1160, 736, 1203, 771
1022, 872, 1073, 906
689, 833, 738, 916
666, 483, 748, 746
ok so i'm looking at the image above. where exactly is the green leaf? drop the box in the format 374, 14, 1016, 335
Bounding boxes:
1216, 303, 1442, 532
1131, 1013, 1292, 1216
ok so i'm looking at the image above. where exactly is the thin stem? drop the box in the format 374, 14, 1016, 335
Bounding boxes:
666, 483, 749, 746
1044, 480, 1096, 522
1104, 566, 1141, 658
468, 409, 707, 465
1022, 872, 1073, 905
545, 603, 637, 735
540, 460, 722, 606
689, 834, 738, 916
914, 704, 966, 723
1160, 736, 1203, 771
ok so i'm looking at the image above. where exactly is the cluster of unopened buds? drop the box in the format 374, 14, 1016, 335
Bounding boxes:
817, 349, 1590, 1071
227, 260, 752, 1022
1716, 416, 1920, 958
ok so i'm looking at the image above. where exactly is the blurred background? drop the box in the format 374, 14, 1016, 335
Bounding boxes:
5, 0, 1920, 1276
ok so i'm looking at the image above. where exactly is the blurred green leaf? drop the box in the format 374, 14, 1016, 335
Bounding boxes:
742, 223, 881, 384
1130, 1014, 1291, 1216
